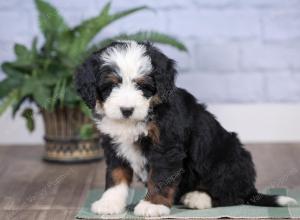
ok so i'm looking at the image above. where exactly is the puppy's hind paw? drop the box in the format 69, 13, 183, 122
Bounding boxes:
181, 191, 212, 210
134, 200, 170, 217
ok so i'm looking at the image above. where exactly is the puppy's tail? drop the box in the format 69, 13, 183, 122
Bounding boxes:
246, 192, 297, 207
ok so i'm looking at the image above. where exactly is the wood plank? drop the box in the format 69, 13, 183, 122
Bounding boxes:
246, 143, 300, 190
0, 145, 99, 220
36, 209, 75, 220
0, 144, 300, 220
0, 210, 40, 220
0, 209, 77, 220
50, 162, 98, 209
0, 146, 46, 210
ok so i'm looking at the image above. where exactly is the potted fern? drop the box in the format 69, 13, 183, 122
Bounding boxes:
0, 0, 187, 162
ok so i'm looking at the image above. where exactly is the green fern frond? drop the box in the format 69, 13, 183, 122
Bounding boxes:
21, 108, 35, 132
0, 90, 18, 115
35, 0, 68, 40
90, 31, 188, 52
67, 4, 149, 59
109, 6, 150, 23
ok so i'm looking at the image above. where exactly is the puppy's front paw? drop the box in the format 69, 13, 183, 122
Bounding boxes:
91, 197, 126, 215
134, 200, 170, 217
91, 183, 128, 215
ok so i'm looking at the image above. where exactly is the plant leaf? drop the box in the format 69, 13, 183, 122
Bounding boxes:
0, 63, 25, 99
2, 62, 29, 76
79, 123, 94, 140
21, 108, 35, 132
79, 101, 92, 118
35, 0, 68, 40
33, 86, 51, 109
99, 1, 112, 17
62, 2, 112, 58
67, 4, 149, 59
109, 6, 149, 23
0, 90, 18, 115
90, 31, 188, 52
21, 78, 51, 109
51, 78, 62, 110
31, 37, 39, 57
64, 86, 82, 106
12, 96, 28, 117
0, 78, 22, 99
15, 44, 30, 58
59, 78, 66, 106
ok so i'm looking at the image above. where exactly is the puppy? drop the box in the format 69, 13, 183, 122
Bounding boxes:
75, 41, 297, 217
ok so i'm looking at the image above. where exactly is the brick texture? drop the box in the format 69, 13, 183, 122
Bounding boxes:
0, 0, 299, 103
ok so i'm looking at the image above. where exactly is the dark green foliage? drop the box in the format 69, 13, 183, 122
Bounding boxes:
21, 108, 35, 132
0, 0, 187, 135
79, 123, 95, 140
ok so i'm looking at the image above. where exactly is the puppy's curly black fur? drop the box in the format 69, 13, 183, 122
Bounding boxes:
75, 41, 296, 216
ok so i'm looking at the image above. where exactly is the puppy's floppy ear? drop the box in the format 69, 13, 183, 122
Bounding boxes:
74, 54, 99, 109
146, 44, 177, 103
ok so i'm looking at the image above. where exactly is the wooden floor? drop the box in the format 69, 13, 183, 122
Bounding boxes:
0, 144, 300, 220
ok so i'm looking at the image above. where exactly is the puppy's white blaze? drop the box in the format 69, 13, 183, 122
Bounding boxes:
134, 200, 171, 217
95, 41, 151, 189
181, 191, 212, 210
91, 182, 128, 215
277, 196, 298, 206
101, 41, 152, 79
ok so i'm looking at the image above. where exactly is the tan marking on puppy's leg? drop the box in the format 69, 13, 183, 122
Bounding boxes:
112, 167, 133, 184
147, 121, 160, 144
134, 169, 177, 217
91, 166, 133, 215
145, 178, 175, 207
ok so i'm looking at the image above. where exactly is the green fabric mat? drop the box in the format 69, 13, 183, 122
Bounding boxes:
76, 188, 300, 219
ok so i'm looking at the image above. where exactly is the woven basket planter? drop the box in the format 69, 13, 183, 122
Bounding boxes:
41, 107, 102, 163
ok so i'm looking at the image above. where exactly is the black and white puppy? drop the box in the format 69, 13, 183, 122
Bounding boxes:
75, 41, 297, 217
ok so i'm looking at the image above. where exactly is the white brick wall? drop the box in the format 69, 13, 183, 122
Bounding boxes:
0, 0, 300, 103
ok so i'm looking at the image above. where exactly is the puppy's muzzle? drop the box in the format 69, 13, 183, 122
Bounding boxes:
120, 107, 134, 118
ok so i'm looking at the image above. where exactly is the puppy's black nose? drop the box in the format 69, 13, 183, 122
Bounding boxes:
120, 107, 134, 118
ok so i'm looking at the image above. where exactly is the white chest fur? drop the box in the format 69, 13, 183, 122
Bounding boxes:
96, 117, 148, 182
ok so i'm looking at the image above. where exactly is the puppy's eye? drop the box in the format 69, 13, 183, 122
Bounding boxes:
101, 85, 112, 93
106, 74, 122, 85
136, 83, 156, 98
98, 83, 114, 100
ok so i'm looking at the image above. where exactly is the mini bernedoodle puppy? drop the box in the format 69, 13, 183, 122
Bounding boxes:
75, 41, 297, 217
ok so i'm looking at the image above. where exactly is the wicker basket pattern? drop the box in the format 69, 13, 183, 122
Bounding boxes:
41, 107, 102, 162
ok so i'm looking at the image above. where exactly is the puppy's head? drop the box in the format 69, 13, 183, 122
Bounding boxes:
75, 41, 176, 121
